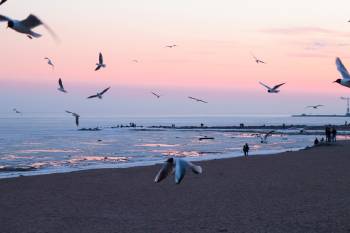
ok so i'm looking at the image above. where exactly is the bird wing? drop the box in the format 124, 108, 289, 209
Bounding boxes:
0, 0, 7, 6
99, 53, 103, 64
87, 95, 98, 99
58, 78, 64, 89
154, 161, 174, 183
75, 116, 79, 127
100, 87, 110, 95
259, 82, 272, 90
21, 14, 42, 29
199, 99, 208, 104
272, 83, 286, 90
151, 92, 160, 98
316, 105, 324, 107
95, 65, 101, 71
65, 110, 73, 114
336, 57, 350, 80
264, 130, 275, 139
0, 15, 11, 22
187, 161, 202, 174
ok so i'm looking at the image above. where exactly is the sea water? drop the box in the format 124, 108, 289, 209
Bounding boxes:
0, 115, 348, 178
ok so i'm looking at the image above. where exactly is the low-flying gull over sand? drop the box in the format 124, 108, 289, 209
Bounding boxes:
0, 14, 58, 40
151, 92, 161, 98
65, 111, 80, 127
44, 57, 54, 69
306, 105, 324, 109
259, 82, 286, 93
57, 78, 67, 93
95, 53, 106, 71
87, 87, 111, 99
188, 96, 208, 103
0, 0, 7, 6
154, 158, 202, 184
251, 53, 266, 64
255, 130, 274, 143
334, 57, 350, 88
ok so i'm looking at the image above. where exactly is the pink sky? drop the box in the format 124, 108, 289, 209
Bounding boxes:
1, 0, 350, 115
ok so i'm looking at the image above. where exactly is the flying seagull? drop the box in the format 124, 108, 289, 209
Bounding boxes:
0, 14, 58, 40
65, 111, 80, 127
57, 78, 67, 93
95, 52, 106, 71
165, 44, 177, 48
251, 53, 266, 64
13, 108, 21, 114
334, 57, 350, 88
306, 105, 324, 109
259, 82, 286, 93
151, 92, 161, 98
0, 0, 7, 6
44, 57, 54, 69
255, 130, 274, 143
188, 96, 208, 104
87, 87, 111, 99
154, 158, 202, 184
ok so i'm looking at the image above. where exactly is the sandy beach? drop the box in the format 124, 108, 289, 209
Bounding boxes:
1, 141, 350, 233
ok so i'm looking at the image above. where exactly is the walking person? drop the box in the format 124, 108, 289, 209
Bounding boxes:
331, 127, 337, 142
243, 143, 249, 157
325, 127, 331, 142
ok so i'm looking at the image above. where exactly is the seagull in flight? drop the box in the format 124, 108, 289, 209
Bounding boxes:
151, 92, 161, 98
44, 57, 54, 69
334, 57, 350, 88
306, 105, 324, 109
154, 158, 202, 184
188, 96, 208, 103
165, 44, 177, 48
255, 131, 274, 143
13, 108, 21, 114
0, 0, 7, 6
0, 14, 58, 40
95, 52, 106, 71
259, 82, 286, 93
251, 53, 266, 64
57, 78, 67, 93
87, 87, 111, 99
65, 111, 80, 127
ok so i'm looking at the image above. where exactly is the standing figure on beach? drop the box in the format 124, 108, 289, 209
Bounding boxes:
325, 127, 331, 142
331, 128, 337, 142
243, 143, 250, 157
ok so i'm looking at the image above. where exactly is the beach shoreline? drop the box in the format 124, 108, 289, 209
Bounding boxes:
1, 141, 350, 233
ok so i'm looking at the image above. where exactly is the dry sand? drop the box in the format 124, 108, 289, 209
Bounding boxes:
1, 141, 350, 233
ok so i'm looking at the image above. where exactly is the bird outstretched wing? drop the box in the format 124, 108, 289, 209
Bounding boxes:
154, 161, 174, 183
336, 57, 350, 80
272, 83, 286, 90
259, 82, 271, 90
95, 65, 101, 71
99, 53, 103, 64
21, 14, 42, 29
100, 87, 110, 95
0, 15, 11, 22
58, 78, 64, 89
0, 0, 8, 6
75, 116, 79, 127
87, 94, 99, 99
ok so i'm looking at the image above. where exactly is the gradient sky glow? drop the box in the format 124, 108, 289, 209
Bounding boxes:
1, 0, 350, 116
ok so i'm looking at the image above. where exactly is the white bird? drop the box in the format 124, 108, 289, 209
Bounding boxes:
251, 53, 266, 64
165, 44, 177, 48
44, 57, 54, 69
87, 87, 111, 99
95, 53, 106, 71
334, 57, 350, 88
0, 14, 58, 40
188, 96, 208, 103
65, 111, 80, 127
13, 108, 21, 114
256, 130, 274, 143
306, 105, 324, 109
0, 0, 7, 6
154, 158, 202, 184
151, 92, 161, 98
57, 78, 67, 93
259, 82, 286, 93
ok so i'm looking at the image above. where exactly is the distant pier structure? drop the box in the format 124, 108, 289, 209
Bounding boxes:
292, 96, 350, 117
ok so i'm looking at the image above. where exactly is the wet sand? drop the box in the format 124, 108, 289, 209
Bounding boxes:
1, 141, 350, 233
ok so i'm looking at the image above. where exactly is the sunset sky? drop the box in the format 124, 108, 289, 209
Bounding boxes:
1, 0, 350, 116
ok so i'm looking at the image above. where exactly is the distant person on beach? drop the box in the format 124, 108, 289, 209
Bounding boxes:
331, 128, 337, 142
325, 127, 331, 142
243, 143, 249, 157
314, 138, 319, 145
